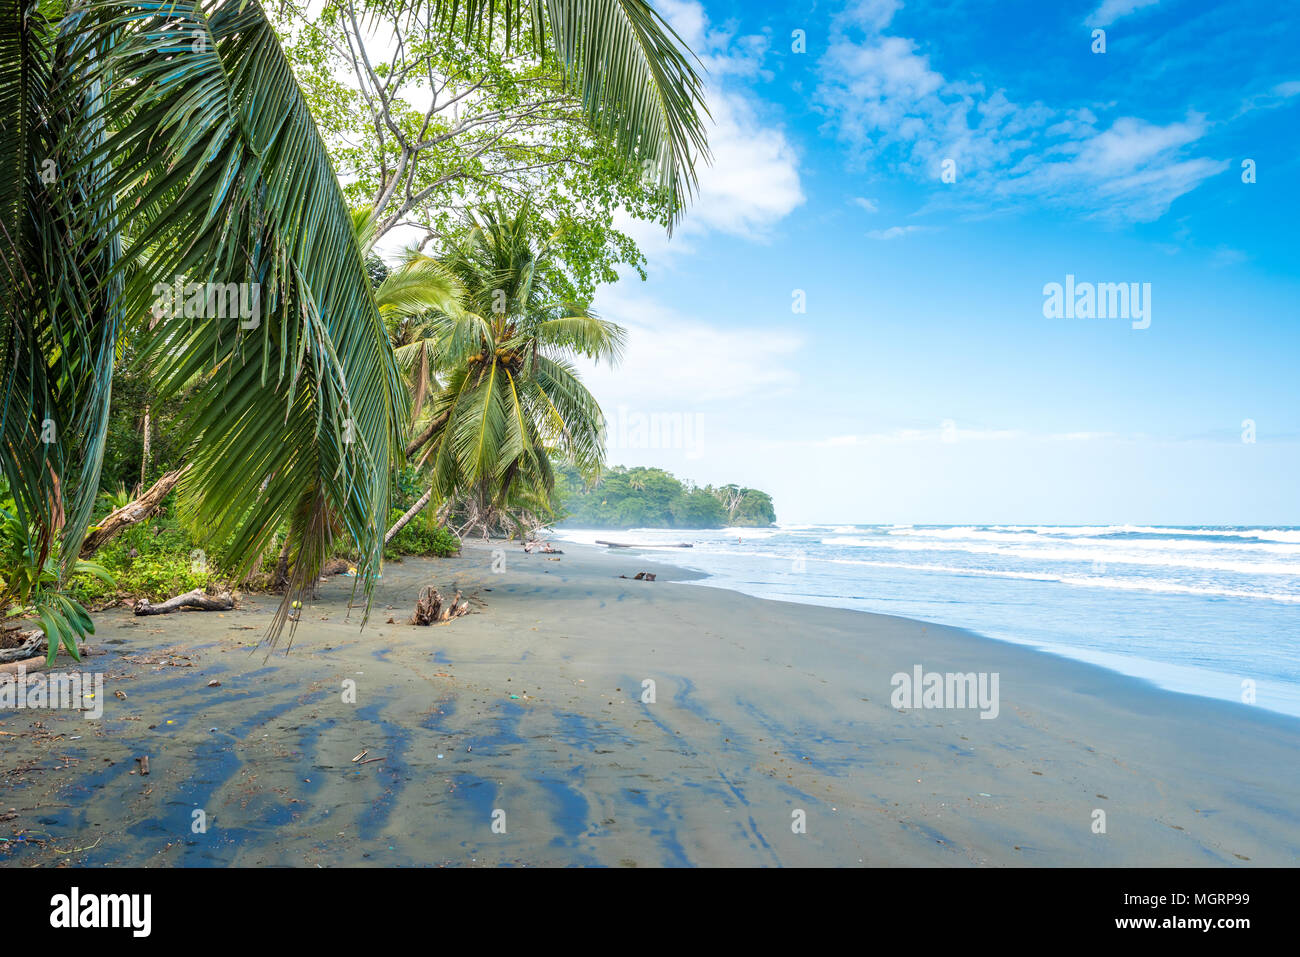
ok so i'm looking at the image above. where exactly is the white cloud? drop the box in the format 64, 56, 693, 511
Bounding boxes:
817, 2, 1224, 224
690, 93, 805, 238
618, 0, 804, 261
1085, 0, 1160, 29
582, 289, 802, 406
866, 224, 931, 239
851, 196, 879, 212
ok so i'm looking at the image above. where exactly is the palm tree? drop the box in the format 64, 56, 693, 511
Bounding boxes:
385, 203, 624, 539
0, 0, 708, 652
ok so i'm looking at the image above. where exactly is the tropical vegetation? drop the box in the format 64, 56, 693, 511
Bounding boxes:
0, 0, 710, 660
554, 465, 777, 529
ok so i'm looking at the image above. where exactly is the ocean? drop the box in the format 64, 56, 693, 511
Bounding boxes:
552, 524, 1300, 718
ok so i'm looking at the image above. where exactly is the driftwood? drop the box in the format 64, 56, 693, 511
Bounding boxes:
134, 588, 234, 616
409, 586, 469, 625
0, 646, 103, 674
618, 572, 657, 581
596, 540, 692, 549
0, 629, 44, 664
523, 541, 563, 554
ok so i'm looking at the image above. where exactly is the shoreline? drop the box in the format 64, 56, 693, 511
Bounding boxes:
1, 539, 1297, 866
555, 526, 1300, 720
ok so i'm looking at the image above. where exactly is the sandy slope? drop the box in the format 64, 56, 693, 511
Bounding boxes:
1, 540, 1296, 866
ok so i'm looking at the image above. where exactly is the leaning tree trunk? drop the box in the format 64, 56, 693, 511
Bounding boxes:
405, 410, 450, 458
385, 488, 433, 545
80, 464, 191, 558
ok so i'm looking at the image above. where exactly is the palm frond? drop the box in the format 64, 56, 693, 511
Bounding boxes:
70, 0, 407, 641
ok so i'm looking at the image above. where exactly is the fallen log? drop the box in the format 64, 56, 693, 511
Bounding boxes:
595, 540, 692, 549
0, 630, 44, 664
134, 588, 234, 616
409, 586, 469, 625
0, 646, 104, 675
618, 572, 657, 581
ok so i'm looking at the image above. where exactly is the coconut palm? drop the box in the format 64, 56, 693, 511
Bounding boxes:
0, 0, 708, 651
386, 203, 624, 538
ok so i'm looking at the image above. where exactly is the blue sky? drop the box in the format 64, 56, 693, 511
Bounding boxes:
579, 0, 1300, 525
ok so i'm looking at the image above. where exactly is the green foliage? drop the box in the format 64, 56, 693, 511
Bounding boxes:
100, 344, 195, 492
70, 518, 211, 607
391, 203, 622, 535
552, 464, 776, 529
4, 0, 409, 650
711, 484, 778, 527
383, 509, 462, 559
0, 494, 115, 664
275, 0, 709, 298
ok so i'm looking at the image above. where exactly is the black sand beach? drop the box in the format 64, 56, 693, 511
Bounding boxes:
2, 541, 1297, 867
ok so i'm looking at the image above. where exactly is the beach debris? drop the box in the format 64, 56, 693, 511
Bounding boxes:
0, 629, 44, 664
597, 540, 692, 548
618, 572, 656, 581
134, 588, 234, 616
206, 679, 221, 688
135, 756, 150, 776
410, 586, 470, 626
524, 540, 563, 554
352, 750, 368, 763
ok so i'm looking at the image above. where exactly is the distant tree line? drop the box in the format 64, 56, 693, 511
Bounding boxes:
554, 466, 776, 529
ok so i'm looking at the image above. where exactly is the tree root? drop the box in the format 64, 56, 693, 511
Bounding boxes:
410, 586, 469, 625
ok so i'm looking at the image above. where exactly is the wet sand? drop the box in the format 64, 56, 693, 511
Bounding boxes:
1, 540, 1297, 866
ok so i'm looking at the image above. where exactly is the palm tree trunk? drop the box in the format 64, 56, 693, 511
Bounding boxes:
405, 410, 450, 458
139, 405, 152, 490
385, 489, 433, 545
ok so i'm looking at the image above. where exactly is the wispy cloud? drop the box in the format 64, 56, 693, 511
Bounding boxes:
624, 0, 803, 252
816, 1, 1227, 224
866, 225, 932, 239
1085, 0, 1161, 29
